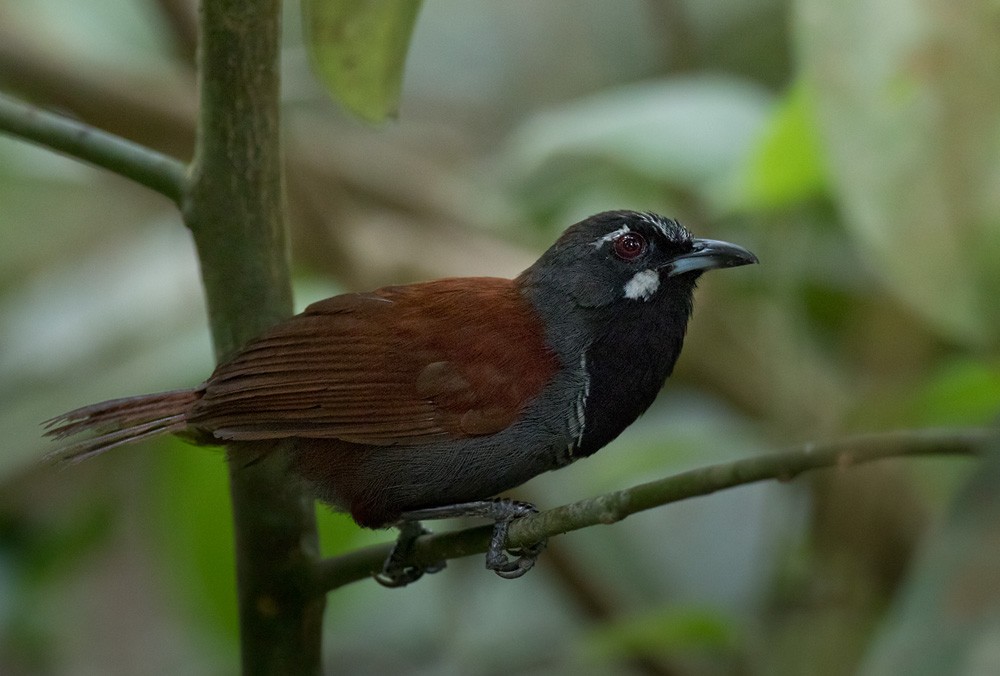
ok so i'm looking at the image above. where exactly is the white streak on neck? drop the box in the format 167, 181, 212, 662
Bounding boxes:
563, 352, 589, 464
623, 269, 660, 301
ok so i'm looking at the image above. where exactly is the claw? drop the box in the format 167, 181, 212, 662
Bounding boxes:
393, 498, 547, 584
373, 521, 447, 588
483, 501, 547, 579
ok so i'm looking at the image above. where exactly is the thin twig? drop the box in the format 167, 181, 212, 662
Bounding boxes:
0, 92, 186, 205
313, 427, 997, 592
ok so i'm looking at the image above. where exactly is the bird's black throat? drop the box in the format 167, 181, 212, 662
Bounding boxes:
574, 282, 696, 458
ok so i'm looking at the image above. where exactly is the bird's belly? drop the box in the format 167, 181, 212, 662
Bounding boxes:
290, 370, 584, 528
293, 427, 568, 528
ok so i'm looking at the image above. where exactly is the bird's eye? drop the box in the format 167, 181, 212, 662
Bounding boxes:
612, 232, 647, 261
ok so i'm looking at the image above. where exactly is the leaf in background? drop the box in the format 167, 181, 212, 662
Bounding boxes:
859, 448, 1000, 676
743, 78, 828, 209
315, 505, 372, 560
795, 0, 1000, 345
302, 0, 423, 122
584, 606, 739, 660
907, 358, 1000, 427
504, 77, 773, 209
0, 224, 210, 481
151, 438, 239, 647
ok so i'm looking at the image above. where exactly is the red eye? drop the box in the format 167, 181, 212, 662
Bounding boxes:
612, 232, 647, 261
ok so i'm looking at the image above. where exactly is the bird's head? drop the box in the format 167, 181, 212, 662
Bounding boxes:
511, 210, 757, 457
520, 210, 758, 310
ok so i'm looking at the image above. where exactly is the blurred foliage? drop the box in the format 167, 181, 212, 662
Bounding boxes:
860, 447, 1000, 676
303, 0, 423, 122
150, 439, 238, 642
584, 606, 740, 661
0, 0, 998, 674
797, 0, 1000, 346
743, 79, 826, 209
0, 489, 114, 673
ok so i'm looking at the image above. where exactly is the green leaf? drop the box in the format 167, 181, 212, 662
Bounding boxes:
795, 0, 1000, 345
303, 0, 423, 122
743, 79, 828, 209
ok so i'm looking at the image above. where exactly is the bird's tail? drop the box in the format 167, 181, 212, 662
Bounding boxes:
43, 389, 200, 463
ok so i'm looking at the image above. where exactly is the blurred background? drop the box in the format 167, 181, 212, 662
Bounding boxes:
1, 0, 999, 674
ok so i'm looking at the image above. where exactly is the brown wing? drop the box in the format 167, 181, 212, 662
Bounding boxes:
189, 278, 559, 445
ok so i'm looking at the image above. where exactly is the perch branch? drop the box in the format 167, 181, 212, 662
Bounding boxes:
313, 427, 996, 592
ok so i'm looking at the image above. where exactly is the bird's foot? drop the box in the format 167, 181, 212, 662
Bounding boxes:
373, 521, 447, 588
483, 500, 547, 579
401, 498, 547, 580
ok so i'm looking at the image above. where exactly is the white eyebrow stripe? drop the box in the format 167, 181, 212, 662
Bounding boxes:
591, 224, 631, 248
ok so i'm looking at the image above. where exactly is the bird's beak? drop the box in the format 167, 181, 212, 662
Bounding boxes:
664, 238, 759, 277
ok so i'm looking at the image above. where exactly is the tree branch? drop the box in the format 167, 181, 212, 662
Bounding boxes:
0, 92, 186, 205
313, 427, 996, 592
185, 1, 323, 673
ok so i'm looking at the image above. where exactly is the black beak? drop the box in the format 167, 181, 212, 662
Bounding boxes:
665, 238, 759, 278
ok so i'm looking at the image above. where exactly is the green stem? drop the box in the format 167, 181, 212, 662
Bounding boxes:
0, 91, 186, 205
313, 427, 996, 592
186, 1, 323, 673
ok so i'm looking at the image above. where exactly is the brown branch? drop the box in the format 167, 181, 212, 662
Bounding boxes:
313, 428, 996, 592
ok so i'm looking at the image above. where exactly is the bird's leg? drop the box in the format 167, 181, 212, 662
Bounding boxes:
374, 520, 447, 588
399, 498, 547, 580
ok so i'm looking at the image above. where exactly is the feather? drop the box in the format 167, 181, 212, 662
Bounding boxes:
189, 278, 559, 444
43, 389, 199, 462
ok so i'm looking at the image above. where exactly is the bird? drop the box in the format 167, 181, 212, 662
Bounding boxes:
44, 210, 757, 586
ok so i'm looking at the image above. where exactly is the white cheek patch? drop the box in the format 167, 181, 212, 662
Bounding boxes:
623, 269, 660, 301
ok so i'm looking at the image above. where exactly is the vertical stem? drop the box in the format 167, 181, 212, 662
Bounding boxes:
186, 1, 324, 673
189, 0, 292, 352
